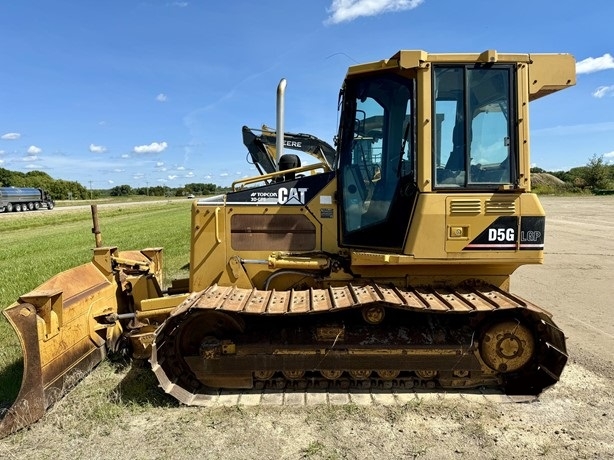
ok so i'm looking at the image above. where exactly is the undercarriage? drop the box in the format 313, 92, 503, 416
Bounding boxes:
151, 283, 567, 404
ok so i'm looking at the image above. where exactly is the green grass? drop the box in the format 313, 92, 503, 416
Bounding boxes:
0, 200, 192, 407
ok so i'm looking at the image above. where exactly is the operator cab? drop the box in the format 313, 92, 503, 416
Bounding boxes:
337, 58, 517, 251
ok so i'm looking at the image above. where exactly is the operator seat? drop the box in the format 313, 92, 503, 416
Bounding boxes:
278, 154, 301, 181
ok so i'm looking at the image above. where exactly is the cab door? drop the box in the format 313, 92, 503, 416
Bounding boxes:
338, 73, 417, 250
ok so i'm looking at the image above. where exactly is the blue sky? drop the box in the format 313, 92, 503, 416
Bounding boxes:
1, 0, 613, 189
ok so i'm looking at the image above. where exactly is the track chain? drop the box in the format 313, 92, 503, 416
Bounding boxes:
151, 282, 567, 405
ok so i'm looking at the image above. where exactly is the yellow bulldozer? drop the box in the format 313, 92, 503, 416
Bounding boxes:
0, 49, 576, 437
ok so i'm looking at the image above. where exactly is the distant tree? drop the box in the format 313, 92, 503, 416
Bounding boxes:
0, 167, 26, 186
89, 189, 104, 199
530, 166, 546, 173
21, 170, 54, 191
149, 185, 171, 196
184, 183, 201, 194
0, 167, 14, 186
48, 179, 88, 200
583, 154, 610, 190
109, 184, 133, 196
549, 170, 574, 183
0, 168, 86, 199
25, 170, 53, 181
183, 182, 218, 195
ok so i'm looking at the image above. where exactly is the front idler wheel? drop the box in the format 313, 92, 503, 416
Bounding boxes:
480, 319, 535, 373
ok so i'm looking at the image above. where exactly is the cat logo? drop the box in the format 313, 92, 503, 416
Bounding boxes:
278, 187, 308, 205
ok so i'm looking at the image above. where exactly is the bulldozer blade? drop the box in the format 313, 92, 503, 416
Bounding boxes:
0, 257, 125, 439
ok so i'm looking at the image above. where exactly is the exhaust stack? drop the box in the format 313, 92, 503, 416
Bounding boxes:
276, 78, 287, 169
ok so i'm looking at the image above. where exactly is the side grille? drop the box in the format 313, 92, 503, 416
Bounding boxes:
485, 199, 516, 215
449, 199, 482, 215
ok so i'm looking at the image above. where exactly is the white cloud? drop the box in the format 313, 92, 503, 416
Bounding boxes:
604, 151, 614, 158
108, 180, 114, 184
121, 154, 130, 159
220, 172, 229, 177
325, 0, 423, 24
133, 141, 168, 154
592, 85, 614, 98
171, 1, 188, 7
1, 132, 21, 140
168, 174, 178, 180
177, 165, 185, 170
113, 168, 124, 173
156, 93, 168, 102
23, 155, 39, 162
89, 143, 107, 153
0, 159, 4, 165
185, 171, 194, 178
27, 145, 42, 155
156, 161, 165, 167
576, 53, 614, 74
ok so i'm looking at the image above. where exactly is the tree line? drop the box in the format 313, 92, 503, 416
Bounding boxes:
0, 167, 229, 200
531, 154, 614, 192
108, 182, 226, 197
0, 168, 88, 200
1, 154, 612, 201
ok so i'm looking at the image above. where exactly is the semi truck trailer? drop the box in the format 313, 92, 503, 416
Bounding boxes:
0, 187, 55, 213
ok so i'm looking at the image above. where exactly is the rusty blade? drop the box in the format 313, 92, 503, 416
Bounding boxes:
0, 261, 122, 439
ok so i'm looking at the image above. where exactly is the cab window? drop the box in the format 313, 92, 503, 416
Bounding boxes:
433, 65, 515, 188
